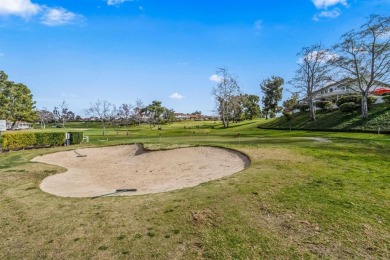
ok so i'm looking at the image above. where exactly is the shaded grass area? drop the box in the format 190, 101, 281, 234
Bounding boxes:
1, 120, 389, 259
260, 104, 390, 133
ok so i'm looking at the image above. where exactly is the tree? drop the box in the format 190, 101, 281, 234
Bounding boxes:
37, 107, 54, 129
283, 93, 299, 111
86, 100, 117, 135
289, 44, 331, 121
191, 111, 202, 115
330, 15, 390, 119
0, 71, 37, 128
242, 94, 261, 120
211, 67, 241, 128
260, 76, 284, 119
144, 100, 165, 129
118, 103, 134, 135
53, 101, 73, 127
163, 108, 176, 124
134, 99, 144, 125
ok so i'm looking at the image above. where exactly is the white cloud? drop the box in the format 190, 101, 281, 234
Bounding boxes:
0, 0, 41, 17
41, 7, 81, 26
170, 92, 184, 100
209, 74, 222, 83
107, 0, 134, 6
313, 8, 341, 21
311, 0, 348, 9
0, 0, 82, 26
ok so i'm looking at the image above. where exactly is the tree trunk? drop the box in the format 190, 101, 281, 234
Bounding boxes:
309, 99, 316, 121
361, 94, 369, 120
103, 125, 105, 136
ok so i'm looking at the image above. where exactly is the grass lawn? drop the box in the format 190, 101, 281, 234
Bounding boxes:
1, 119, 389, 259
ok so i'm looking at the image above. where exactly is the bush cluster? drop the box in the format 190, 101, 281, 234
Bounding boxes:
315, 100, 333, 110
295, 103, 309, 112
69, 132, 84, 145
336, 95, 377, 107
383, 95, 390, 105
339, 102, 357, 113
1, 131, 84, 151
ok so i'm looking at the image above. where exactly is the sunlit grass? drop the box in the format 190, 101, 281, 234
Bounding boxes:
1, 119, 389, 259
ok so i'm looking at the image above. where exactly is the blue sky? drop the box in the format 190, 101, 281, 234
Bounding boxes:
1, 0, 389, 116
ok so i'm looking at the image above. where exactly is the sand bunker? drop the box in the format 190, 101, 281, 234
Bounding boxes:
32, 145, 250, 198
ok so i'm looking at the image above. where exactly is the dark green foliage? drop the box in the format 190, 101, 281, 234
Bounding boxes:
339, 102, 357, 113
1, 132, 67, 150
382, 95, 390, 105
282, 110, 292, 121
283, 93, 299, 110
315, 100, 333, 110
336, 95, 377, 107
260, 103, 390, 133
336, 95, 360, 107
0, 71, 37, 126
242, 94, 261, 120
68, 132, 84, 145
260, 76, 284, 119
296, 103, 309, 112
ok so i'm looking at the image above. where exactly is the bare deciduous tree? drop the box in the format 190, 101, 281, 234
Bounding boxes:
86, 100, 117, 135
289, 44, 332, 121
330, 15, 390, 119
211, 67, 241, 128
118, 103, 134, 135
134, 99, 144, 125
38, 107, 53, 129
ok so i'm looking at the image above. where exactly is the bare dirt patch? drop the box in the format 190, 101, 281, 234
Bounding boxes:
32, 144, 250, 198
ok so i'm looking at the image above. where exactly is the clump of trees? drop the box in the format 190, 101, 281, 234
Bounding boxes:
211, 67, 261, 127
0, 71, 37, 129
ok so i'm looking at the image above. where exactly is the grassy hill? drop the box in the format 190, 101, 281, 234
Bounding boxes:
259, 104, 390, 133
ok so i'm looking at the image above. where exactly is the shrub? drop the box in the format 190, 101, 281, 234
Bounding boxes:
336, 95, 360, 107
0, 132, 76, 151
339, 102, 358, 113
282, 110, 293, 121
69, 132, 84, 145
383, 95, 390, 105
1, 132, 36, 150
296, 103, 309, 112
315, 100, 333, 110
336, 95, 377, 107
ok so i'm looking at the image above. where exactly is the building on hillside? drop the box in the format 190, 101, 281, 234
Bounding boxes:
312, 78, 390, 103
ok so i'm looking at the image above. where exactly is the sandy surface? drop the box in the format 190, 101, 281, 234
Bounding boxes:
32, 144, 250, 198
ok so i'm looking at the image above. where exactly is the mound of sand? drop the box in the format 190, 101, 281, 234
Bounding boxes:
32, 144, 250, 198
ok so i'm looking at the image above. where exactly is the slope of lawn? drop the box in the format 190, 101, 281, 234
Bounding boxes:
0, 120, 389, 259
260, 103, 390, 133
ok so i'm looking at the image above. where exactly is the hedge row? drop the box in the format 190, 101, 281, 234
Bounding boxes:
69, 132, 84, 145
1, 132, 83, 151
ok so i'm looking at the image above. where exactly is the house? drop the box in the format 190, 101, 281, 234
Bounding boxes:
313, 78, 390, 103
6, 121, 33, 130
174, 113, 190, 120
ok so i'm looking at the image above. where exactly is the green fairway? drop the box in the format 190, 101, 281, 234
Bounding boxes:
1, 120, 389, 259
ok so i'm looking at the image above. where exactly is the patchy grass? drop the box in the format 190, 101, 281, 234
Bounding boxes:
0, 120, 389, 259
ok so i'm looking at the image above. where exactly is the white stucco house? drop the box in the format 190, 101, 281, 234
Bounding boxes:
6, 121, 33, 130
313, 78, 390, 103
